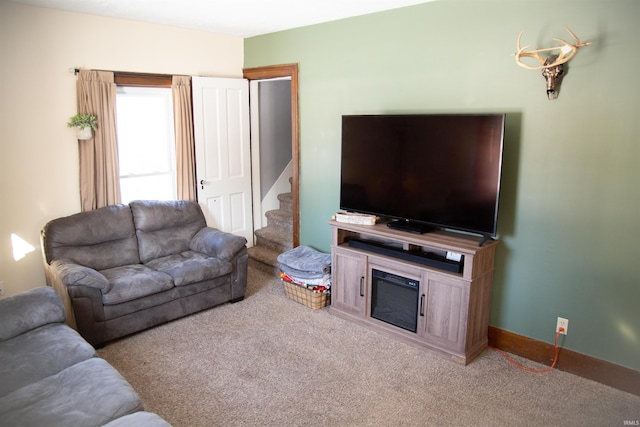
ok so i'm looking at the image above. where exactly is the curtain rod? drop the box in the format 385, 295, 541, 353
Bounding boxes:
69, 68, 173, 79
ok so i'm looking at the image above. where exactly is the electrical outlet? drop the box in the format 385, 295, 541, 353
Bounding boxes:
556, 317, 569, 335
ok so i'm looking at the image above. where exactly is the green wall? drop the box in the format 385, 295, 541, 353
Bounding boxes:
245, 0, 640, 371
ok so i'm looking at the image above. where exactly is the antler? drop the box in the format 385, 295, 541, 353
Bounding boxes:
515, 26, 591, 70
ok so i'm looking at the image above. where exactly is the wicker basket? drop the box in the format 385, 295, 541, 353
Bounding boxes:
282, 280, 330, 309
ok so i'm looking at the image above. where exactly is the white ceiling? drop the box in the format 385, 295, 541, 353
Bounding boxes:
9, 0, 435, 37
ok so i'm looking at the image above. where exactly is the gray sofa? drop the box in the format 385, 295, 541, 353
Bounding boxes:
0, 286, 171, 426
41, 200, 248, 347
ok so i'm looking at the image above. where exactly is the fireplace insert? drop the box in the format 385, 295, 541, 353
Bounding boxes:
370, 269, 419, 333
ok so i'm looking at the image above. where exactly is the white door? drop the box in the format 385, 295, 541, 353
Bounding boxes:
192, 76, 253, 245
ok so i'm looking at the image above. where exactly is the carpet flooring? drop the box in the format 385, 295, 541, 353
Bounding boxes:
98, 266, 640, 427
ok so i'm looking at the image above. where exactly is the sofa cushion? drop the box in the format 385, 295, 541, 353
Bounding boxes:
0, 287, 66, 342
130, 200, 206, 264
100, 264, 174, 305
0, 358, 143, 427
146, 251, 233, 286
42, 204, 140, 271
102, 275, 230, 321
0, 323, 96, 398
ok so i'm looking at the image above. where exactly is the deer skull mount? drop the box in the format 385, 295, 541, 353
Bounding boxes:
515, 27, 591, 100
541, 54, 563, 100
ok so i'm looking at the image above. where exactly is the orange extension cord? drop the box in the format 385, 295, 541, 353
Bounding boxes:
490, 328, 564, 374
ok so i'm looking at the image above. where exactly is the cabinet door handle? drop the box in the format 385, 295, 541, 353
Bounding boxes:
359, 276, 365, 297
420, 294, 425, 316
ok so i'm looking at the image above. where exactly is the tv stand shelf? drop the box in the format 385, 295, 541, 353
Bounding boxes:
329, 220, 498, 365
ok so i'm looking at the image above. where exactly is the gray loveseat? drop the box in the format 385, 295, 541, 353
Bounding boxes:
41, 200, 248, 347
0, 286, 171, 426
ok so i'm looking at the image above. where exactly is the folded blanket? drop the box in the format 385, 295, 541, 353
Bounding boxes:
277, 246, 331, 275
280, 264, 325, 280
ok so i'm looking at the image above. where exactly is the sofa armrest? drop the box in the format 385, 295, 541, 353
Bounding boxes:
50, 259, 110, 293
0, 287, 65, 342
190, 227, 247, 261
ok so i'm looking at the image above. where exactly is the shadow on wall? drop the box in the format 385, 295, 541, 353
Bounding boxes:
490, 111, 522, 326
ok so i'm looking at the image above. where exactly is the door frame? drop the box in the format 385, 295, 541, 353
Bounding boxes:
243, 63, 300, 247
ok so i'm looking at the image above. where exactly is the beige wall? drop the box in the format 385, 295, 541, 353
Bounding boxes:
0, 2, 244, 296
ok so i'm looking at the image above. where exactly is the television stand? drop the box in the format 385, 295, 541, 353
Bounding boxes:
329, 220, 498, 365
386, 220, 434, 234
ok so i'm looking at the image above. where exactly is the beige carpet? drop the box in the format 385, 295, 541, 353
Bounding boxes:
98, 267, 640, 427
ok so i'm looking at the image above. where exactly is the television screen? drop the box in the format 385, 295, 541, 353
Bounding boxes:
340, 114, 505, 237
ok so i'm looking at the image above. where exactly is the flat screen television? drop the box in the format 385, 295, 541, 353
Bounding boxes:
340, 114, 506, 238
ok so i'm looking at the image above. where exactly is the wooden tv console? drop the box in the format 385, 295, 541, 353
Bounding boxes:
329, 220, 498, 365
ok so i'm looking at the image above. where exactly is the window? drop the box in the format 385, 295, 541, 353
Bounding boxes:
116, 86, 176, 204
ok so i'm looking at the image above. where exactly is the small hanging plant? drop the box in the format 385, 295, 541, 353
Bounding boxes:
67, 114, 98, 130
67, 113, 98, 140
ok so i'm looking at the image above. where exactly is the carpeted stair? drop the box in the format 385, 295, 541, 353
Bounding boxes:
248, 185, 293, 275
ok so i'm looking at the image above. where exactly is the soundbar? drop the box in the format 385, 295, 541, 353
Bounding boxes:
347, 239, 463, 273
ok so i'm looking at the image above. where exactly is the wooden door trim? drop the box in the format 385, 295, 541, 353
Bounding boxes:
243, 63, 300, 247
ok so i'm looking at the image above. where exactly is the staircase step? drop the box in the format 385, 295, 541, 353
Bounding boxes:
254, 226, 292, 253
278, 192, 292, 213
247, 246, 282, 276
266, 209, 293, 232
248, 181, 293, 277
